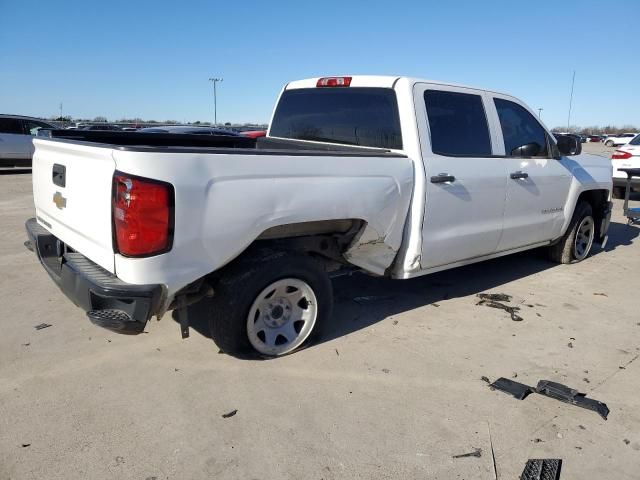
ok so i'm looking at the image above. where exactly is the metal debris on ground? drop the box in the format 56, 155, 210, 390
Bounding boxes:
34, 323, 52, 330
477, 293, 512, 302
593, 292, 608, 297
520, 459, 562, 480
476, 294, 523, 321
353, 295, 394, 305
481, 376, 491, 384
222, 409, 238, 419
490, 378, 609, 420
21, 443, 30, 448
452, 448, 482, 459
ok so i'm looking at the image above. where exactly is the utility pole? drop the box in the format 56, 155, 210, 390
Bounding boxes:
567, 71, 576, 132
208, 77, 223, 125
537, 108, 543, 119
59, 102, 64, 126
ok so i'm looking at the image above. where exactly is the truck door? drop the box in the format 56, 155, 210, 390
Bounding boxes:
415, 84, 508, 269
487, 96, 572, 251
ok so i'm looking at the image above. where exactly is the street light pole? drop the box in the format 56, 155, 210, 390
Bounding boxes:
208, 77, 223, 126
567, 70, 576, 132
537, 108, 543, 119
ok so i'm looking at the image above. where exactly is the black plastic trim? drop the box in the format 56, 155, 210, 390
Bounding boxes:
25, 218, 163, 330
39, 137, 407, 158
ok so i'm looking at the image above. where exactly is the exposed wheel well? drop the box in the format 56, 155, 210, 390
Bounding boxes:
575, 189, 610, 239
250, 219, 367, 269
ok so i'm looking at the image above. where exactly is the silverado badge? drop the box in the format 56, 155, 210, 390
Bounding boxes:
53, 191, 67, 210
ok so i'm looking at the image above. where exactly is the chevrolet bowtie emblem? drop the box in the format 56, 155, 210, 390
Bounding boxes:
53, 191, 67, 209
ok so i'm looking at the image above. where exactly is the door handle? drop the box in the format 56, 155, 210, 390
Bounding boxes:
510, 171, 529, 180
430, 173, 456, 184
52, 164, 66, 187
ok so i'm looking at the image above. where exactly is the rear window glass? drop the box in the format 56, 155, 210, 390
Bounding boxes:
270, 88, 403, 149
630, 134, 640, 145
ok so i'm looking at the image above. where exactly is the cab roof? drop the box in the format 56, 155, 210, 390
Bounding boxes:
284, 75, 510, 97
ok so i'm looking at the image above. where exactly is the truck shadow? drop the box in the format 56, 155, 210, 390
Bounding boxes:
175, 220, 638, 354
0, 168, 31, 175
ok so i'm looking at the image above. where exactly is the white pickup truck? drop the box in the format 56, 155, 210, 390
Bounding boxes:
26, 76, 613, 357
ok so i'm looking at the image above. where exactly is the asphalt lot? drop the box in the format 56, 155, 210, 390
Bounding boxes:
1, 148, 639, 479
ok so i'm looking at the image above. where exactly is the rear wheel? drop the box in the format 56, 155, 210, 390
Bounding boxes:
208, 251, 332, 357
548, 201, 595, 264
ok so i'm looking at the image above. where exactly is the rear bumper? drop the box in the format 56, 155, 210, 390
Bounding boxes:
25, 218, 163, 334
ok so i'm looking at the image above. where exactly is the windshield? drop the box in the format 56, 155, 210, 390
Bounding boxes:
270, 87, 403, 149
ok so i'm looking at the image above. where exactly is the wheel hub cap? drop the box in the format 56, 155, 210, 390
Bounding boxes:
246, 278, 318, 356
574, 216, 594, 260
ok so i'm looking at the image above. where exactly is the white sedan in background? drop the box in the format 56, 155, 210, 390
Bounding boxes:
0, 114, 57, 167
611, 134, 640, 198
604, 133, 638, 147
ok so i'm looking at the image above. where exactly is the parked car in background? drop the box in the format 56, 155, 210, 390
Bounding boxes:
239, 130, 267, 139
80, 124, 122, 131
604, 133, 638, 147
0, 114, 56, 167
588, 135, 602, 143
138, 126, 240, 136
611, 134, 640, 198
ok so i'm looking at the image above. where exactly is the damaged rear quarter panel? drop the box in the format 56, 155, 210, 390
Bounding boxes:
112, 150, 414, 295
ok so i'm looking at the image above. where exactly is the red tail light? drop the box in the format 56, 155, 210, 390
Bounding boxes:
112, 172, 174, 257
316, 76, 352, 87
611, 150, 632, 160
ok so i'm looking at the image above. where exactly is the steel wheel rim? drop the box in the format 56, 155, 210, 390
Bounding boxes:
574, 216, 594, 260
246, 278, 318, 356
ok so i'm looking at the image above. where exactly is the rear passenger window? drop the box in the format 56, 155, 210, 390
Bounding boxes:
0, 118, 24, 134
494, 98, 549, 157
424, 90, 492, 156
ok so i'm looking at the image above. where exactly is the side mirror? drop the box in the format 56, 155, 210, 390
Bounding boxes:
510, 142, 542, 157
556, 135, 582, 156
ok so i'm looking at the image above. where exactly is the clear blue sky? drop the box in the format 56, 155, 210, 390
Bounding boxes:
1, 0, 638, 128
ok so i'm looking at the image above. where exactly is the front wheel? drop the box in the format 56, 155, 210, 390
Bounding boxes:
208, 251, 332, 357
605, 140, 614, 147
547, 201, 595, 264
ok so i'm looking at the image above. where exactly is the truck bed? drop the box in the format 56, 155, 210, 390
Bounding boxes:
46, 130, 405, 157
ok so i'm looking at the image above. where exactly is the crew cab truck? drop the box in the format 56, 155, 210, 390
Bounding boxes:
25, 76, 613, 357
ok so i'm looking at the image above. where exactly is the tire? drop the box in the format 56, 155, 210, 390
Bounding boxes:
605, 140, 614, 147
547, 201, 595, 264
208, 251, 332, 357
613, 186, 626, 199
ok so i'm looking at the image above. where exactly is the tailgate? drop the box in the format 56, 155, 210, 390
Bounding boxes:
32, 139, 116, 272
